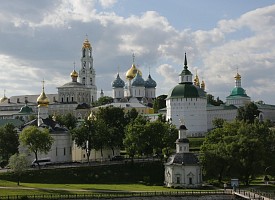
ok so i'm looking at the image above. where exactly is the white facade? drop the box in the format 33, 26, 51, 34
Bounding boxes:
145, 87, 156, 99
226, 73, 251, 108
113, 88, 124, 99
79, 38, 97, 103
207, 104, 237, 130
166, 97, 207, 136
20, 132, 72, 164
112, 55, 156, 103
164, 125, 202, 188
165, 165, 202, 188
166, 53, 207, 136
72, 145, 120, 162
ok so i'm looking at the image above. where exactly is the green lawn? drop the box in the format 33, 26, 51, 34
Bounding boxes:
0, 182, 218, 196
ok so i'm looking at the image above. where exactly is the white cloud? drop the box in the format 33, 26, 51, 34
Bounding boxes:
156, 64, 178, 85
99, 0, 117, 8
0, 2, 275, 104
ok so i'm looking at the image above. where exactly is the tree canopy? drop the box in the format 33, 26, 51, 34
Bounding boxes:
236, 102, 260, 123
153, 95, 167, 113
207, 94, 224, 106
19, 126, 54, 169
8, 153, 29, 185
123, 116, 177, 161
71, 118, 96, 163
55, 113, 77, 130
0, 123, 19, 167
200, 120, 275, 185
92, 96, 113, 107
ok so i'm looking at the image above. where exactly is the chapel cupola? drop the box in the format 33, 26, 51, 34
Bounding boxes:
0, 90, 8, 103
179, 53, 193, 84
37, 81, 49, 107
176, 123, 189, 153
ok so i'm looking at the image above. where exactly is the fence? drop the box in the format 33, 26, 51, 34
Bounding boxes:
250, 189, 275, 200
0, 190, 234, 200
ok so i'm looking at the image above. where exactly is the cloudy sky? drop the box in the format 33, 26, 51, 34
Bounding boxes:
1, 0, 275, 104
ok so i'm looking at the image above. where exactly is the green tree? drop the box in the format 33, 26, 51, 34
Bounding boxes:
95, 107, 126, 155
153, 95, 167, 113
124, 115, 148, 161
71, 119, 96, 163
207, 94, 224, 106
200, 123, 238, 182
161, 122, 178, 160
125, 108, 139, 124
143, 120, 177, 159
0, 123, 19, 167
212, 118, 226, 129
55, 113, 77, 130
124, 117, 177, 161
92, 96, 113, 107
93, 118, 109, 158
201, 120, 272, 185
236, 102, 260, 123
8, 153, 29, 185
19, 126, 54, 169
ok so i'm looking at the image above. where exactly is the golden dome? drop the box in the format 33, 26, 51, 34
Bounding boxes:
87, 111, 96, 121
0, 95, 7, 103
70, 69, 78, 77
52, 113, 57, 121
235, 73, 241, 80
194, 75, 200, 86
82, 38, 91, 49
201, 80, 205, 90
126, 64, 142, 80
37, 87, 49, 107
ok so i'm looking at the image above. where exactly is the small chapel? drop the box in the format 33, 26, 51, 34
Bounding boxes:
164, 123, 202, 188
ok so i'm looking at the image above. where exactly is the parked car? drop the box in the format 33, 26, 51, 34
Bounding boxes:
110, 155, 124, 161
31, 157, 52, 167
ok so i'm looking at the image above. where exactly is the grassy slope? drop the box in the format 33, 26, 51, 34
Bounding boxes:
0, 162, 164, 184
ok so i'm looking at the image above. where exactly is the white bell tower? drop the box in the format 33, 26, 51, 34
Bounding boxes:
79, 36, 97, 103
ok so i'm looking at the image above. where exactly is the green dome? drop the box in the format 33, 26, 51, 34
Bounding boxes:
144, 74, 157, 88
112, 73, 125, 88
179, 68, 192, 76
132, 72, 145, 87
167, 83, 199, 99
228, 87, 248, 97
19, 105, 33, 114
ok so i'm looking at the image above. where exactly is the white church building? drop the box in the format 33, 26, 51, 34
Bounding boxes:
166, 53, 208, 136
164, 124, 202, 188
166, 53, 275, 136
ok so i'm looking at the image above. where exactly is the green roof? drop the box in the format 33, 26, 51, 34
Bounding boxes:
0, 119, 24, 127
227, 87, 249, 98
167, 83, 199, 99
179, 68, 192, 76
19, 105, 33, 114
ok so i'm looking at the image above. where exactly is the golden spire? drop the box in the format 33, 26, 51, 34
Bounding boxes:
201, 79, 205, 91
37, 79, 49, 107
235, 73, 241, 80
235, 67, 241, 80
70, 62, 78, 78
87, 111, 96, 121
0, 89, 8, 103
52, 112, 57, 121
82, 34, 91, 49
193, 70, 200, 86
125, 53, 142, 80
